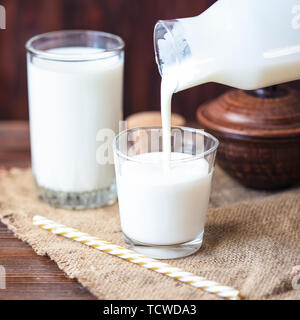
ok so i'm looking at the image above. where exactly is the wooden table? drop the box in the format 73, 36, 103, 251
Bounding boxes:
0, 121, 96, 300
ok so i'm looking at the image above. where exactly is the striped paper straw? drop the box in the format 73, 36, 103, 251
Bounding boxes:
33, 215, 241, 300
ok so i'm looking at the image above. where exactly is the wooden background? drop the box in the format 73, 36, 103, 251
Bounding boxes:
0, 0, 229, 121
0, 0, 299, 122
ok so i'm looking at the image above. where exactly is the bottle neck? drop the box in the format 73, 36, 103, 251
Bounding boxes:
154, 17, 218, 93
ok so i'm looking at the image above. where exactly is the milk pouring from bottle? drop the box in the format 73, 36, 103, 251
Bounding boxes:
114, 0, 300, 259
154, 0, 300, 92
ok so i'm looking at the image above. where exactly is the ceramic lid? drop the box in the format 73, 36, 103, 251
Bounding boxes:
197, 86, 300, 138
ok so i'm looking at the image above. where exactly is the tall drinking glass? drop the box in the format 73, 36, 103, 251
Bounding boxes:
26, 30, 124, 210
114, 127, 218, 259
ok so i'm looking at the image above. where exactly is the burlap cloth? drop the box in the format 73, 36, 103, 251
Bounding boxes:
0, 167, 299, 300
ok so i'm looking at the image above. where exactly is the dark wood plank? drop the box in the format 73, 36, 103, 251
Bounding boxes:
1, 0, 300, 120
0, 0, 226, 122
0, 222, 96, 300
0, 121, 96, 300
0, 121, 30, 151
0, 221, 96, 300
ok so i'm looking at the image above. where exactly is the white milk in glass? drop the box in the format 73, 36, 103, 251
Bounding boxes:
28, 46, 123, 198
117, 152, 212, 246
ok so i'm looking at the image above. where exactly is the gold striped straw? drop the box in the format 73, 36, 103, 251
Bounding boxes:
33, 215, 241, 300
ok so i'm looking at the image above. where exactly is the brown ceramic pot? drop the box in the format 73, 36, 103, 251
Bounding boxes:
197, 86, 300, 190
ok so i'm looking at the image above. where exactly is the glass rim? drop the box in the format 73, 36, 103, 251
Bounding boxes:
113, 126, 219, 164
25, 30, 125, 62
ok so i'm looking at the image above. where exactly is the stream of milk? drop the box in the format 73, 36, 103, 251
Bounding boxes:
160, 70, 178, 171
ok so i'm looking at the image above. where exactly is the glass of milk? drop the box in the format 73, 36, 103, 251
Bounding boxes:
113, 127, 218, 259
26, 30, 124, 209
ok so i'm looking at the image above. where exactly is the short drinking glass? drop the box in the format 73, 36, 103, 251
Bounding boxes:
113, 126, 218, 259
